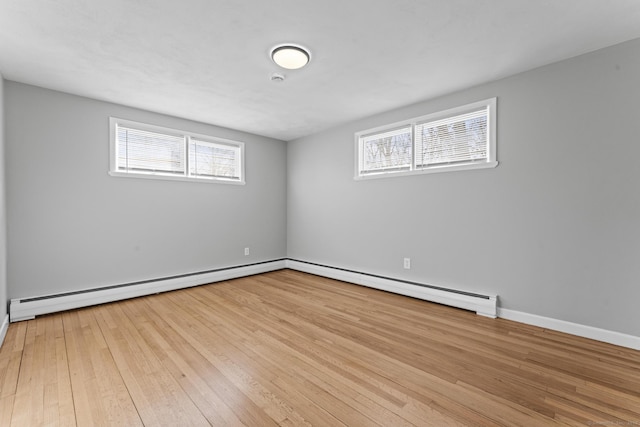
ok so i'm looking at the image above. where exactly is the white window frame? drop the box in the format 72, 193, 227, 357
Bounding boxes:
355, 98, 498, 180
109, 117, 245, 185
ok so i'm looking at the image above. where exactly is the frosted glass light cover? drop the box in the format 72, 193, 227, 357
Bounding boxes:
271, 45, 310, 70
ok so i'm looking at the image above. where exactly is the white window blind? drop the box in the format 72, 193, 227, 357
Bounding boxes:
355, 98, 497, 179
189, 139, 241, 180
110, 118, 245, 184
415, 108, 488, 168
116, 126, 186, 175
360, 126, 412, 175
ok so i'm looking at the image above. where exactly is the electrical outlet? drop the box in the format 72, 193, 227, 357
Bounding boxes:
244, 247, 250, 256
403, 258, 411, 269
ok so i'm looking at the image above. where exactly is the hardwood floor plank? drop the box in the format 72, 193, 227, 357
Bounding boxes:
0, 322, 27, 425
43, 314, 74, 426
0, 269, 638, 426
62, 309, 143, 426
10, 316, 75, 427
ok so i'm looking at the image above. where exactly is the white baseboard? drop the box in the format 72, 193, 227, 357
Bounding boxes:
0, 314, 8, 347
285, 259, 498, 318
498, 308, 640, 351
10, 260, 286, 322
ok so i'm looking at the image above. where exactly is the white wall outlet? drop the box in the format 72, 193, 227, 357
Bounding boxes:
403, 258, 411, 269
244, 247, 250, 256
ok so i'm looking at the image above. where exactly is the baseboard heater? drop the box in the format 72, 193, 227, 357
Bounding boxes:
9, 259, 287, 322
9, 258, 497, 322
285, 259, 498, 318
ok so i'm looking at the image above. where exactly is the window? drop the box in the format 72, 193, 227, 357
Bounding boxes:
355, 98, 497, 179
109, 118, 244, 184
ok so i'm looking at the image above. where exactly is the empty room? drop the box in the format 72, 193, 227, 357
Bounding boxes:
0, 0, 639, 425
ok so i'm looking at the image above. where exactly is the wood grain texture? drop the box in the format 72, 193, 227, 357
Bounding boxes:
0, 269, 638, 426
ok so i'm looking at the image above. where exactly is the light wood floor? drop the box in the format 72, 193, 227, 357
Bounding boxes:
0, 270, 638, 426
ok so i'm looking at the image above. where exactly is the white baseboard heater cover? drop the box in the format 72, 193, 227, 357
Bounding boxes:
285, 259, 498, 318
10, 260, 287, 322
9, 258, 496, 322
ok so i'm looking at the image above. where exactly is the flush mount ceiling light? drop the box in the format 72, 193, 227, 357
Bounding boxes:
270, 44, 311, 70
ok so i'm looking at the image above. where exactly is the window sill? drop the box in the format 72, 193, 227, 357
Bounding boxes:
108, 171, 245, 185
355, 160, 498, 180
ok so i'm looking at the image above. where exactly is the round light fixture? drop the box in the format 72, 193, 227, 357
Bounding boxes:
271, 44, 310, 70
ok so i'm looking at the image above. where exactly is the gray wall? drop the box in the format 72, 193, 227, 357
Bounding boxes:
6, 82, 287, 300
287, 38, 640, 337
0, 75, 6, 322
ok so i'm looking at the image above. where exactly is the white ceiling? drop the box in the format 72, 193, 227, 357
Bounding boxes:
1, 0, 640, 141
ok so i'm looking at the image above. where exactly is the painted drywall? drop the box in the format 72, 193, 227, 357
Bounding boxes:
287, 38, 640, 337
6, 82, 287, 300
0, 75, 7, 323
